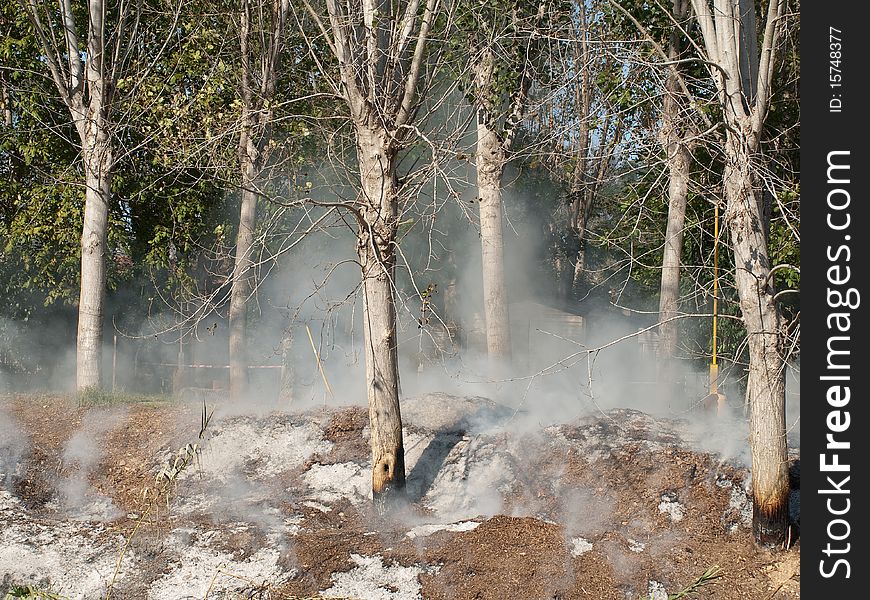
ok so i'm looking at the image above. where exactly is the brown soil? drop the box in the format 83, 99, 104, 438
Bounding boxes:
0, 395, 800, 599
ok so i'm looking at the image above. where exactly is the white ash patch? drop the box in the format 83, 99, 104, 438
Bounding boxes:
551, 409, 685, 462
303, 500, 333, 513
402, 431, 432, 467
147, 527, 291, 600
402, 430, 467, 503
420, 437, 513, 522
0, 515, 134, 599
0, 410, 27, 487
405, 520, 480, 539
303, 462, 370, 505
721, 482, 753, 531
171, 480, 298, 540
171, 491, 218, 516
658, 492, 685, 522
45, 491, 122, 522
570, 537, 593, 557
284, 513, 305, 535
0, 489, 21, 511
627, 538, 645, 553
188, 419, 331, 482
320, 553, 435, 600
648, 580, 669, 600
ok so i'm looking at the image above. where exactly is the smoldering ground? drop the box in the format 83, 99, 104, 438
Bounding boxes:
0, 351, 798, 600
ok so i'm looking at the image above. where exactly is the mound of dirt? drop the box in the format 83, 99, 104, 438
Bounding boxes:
0, 394, 800, 599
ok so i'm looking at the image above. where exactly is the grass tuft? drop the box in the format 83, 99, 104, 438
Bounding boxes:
75, 387, 170, 407
667, 565, 723, 599
3, 584, 65, 600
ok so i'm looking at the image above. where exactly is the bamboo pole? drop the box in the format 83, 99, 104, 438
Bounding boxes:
306, 324, 334, 401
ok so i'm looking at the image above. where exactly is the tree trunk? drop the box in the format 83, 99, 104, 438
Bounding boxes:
357, 129, 405, 511
556, 241, 575, 301
476, 118, 512, 360
279, 325, 294, 403
688, 0, 789, 548
569, 118, 621, 297
228, 0, 287, 400
657, 146, 690, 361
229, 166, 258, 400
656, 0, 692, 362
565, 1, 595, 299
569, 190, 593, 295
76, 142, 111, 390
724, 139, 788, 546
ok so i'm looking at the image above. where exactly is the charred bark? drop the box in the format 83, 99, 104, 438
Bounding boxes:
724, 143, 788, 546
357, 128, 406, 510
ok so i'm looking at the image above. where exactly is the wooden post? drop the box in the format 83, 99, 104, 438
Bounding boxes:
112, 334, 117, 392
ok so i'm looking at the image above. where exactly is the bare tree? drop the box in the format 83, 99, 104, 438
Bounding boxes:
656, 0, 694, 362
301, 0, 445, 511
464, 2, 546, 360
563, 0, 595, 297
229, 0, 290, 400
690, 0, 790, 546
472, 49, 513, 360
543, 1, 629, 300
18, 0, 147, 389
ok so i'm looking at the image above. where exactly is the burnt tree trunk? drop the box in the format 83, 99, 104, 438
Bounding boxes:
690, 0, 789, 546
724, 137, 788, 545
318, 0, 440, 514
357, 128, 405, 509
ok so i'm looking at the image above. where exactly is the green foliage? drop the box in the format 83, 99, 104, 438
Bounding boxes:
668, 565, 723, 599
75, 387, 171, 407
638, 566, 723, 600
450, 0, 568, 137
1, 5, 83, 310
0, 0, 800, 390
3, 584, 64, 600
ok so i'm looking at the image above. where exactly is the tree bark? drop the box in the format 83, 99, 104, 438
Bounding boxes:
689, 0, 790, 547
318, 0, 440, 514
76, 144, 112, 390
357, 128, 406, 511
476, 116, 512, 360
569, 189, 593, 295
657, 147, 690, 361
656, 0, 692, 362
279, 324, 294, 403
229, 167, 258, 399
723, 140, 788, 545
228, 0, 287, 400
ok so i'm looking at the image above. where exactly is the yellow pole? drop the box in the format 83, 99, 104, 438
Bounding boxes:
710, 201, 719, 395
306, 324, 334, 401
